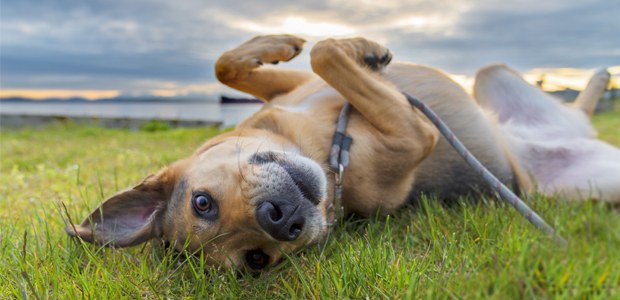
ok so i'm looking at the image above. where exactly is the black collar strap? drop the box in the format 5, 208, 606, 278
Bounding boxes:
328, 103, 353, 226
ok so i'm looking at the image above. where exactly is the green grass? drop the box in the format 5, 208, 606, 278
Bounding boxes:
1, 108, 619, 299
592, 103, 620, 147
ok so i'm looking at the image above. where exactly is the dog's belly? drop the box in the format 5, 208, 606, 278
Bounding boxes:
407, 145, 519, 203
278, 86, 343, 113
269, 79, 345, 114
385, 63, 519, 203
503, 126, 620, 201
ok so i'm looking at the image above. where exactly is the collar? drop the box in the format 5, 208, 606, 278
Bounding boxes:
328, 103, 353, 226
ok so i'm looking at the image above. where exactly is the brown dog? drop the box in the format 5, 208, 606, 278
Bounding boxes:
67, 35, 618, 271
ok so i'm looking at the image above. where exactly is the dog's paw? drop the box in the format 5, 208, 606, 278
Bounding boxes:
314, 37, 392, 71
242, 34, 306, 66
355, 39, 392, 71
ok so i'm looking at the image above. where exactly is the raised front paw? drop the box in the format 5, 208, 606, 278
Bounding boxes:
312, 37, 392, 71
239, 34, 306, 66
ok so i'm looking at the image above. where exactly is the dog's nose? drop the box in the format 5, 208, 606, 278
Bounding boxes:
256, 199, 306, 241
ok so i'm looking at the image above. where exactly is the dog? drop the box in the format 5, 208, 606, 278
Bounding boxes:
66, 35, 618, 271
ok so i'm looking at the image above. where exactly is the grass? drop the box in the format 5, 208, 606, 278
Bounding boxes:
1, 106, 619, 299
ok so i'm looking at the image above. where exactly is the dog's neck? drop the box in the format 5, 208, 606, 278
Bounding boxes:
236, 106, 336, 166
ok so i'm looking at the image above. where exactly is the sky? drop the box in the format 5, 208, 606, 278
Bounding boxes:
1, 0, 619, 99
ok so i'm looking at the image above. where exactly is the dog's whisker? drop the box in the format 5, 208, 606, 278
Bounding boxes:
296, 130, 304, 156
306, 142, 322, 162
234, 123, 251, 184
251, 134, 273, 176
235, 121, 248, 151
238, 139, 248, 184
307, 135, 318, 160
242, 139, 258, 151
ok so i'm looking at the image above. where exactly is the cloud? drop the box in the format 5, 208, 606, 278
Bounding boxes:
1, 0, 618, 96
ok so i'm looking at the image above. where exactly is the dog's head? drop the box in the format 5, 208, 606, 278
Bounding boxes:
66, 129, 329, 271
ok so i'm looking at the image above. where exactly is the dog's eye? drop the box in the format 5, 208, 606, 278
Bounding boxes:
191, 192, 218, 220
194, 195, 211, 212
246, 249, 270, 270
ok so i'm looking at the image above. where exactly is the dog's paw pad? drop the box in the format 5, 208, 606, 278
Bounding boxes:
363, 55, 379, 70
363, 50, 392, 70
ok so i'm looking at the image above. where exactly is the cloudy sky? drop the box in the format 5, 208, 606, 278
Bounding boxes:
1, 0, 619, 99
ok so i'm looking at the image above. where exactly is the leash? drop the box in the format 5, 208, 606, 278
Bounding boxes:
327, 94, 567, 246
403, 93, 566, 246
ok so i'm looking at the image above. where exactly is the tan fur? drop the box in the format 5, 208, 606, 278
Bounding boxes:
67, 35, 614, 271
571, 68, 611, 116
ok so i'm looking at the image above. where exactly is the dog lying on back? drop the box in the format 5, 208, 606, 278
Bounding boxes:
67, 35, 618, 271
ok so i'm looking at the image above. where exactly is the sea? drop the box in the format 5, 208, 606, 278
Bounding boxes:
0, 100, 264, 128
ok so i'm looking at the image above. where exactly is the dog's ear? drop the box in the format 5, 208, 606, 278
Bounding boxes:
66, 165, 181, 247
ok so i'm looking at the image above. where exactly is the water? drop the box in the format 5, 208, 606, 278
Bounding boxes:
0, 101, 264, 128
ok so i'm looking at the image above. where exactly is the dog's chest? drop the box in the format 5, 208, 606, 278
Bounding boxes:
275, 85, 345, 114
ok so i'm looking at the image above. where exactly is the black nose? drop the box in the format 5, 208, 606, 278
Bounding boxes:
256, 199, 306, 241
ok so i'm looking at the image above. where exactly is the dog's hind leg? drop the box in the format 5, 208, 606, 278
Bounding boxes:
474, 64, 620, 203
215, 35, 318, 101
473, 64, 596, 137
571, 68, 611, 116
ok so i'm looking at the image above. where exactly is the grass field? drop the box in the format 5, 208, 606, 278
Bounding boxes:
1, 105, 619, 299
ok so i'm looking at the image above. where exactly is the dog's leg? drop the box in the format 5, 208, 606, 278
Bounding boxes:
215, 35, 318, 101
310, 38, 438, 214
571, 68, 610, 116
474, 64, 620, 202
310, 38, 436, 142
474, 64, 567, 125
473, 64, 596, 137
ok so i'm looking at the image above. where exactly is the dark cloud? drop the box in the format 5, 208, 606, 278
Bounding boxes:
1, 45, 215, 90
1, 0, 618, 93
387, 0, 620, 75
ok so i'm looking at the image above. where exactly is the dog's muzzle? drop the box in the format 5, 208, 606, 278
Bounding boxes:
249, 151, 326, 242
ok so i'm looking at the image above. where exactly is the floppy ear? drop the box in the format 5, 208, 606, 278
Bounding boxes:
66, 168, 178, 247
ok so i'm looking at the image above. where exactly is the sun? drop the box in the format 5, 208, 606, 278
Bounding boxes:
235, 17, 355, 37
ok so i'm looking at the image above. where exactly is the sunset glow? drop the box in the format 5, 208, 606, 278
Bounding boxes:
449, 66, 620, 95
235, 17, 355, 37
3, 66, 616, 101
0, 89, 120, 100
3, 0, 617, 98
524, 67, 620, 91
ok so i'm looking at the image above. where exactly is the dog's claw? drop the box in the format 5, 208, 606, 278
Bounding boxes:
380, 51, 392, 65
271, 60, 279, 65
253, 58, 263, 66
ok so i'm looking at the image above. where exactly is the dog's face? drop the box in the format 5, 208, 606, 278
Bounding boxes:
67, 130, 329, 271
